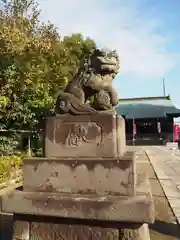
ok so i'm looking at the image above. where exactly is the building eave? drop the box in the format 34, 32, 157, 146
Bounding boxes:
116, 95, 180, 119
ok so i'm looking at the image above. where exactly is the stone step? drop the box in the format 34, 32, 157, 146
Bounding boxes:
1, 174, 154, 224
23, 152, 136, 196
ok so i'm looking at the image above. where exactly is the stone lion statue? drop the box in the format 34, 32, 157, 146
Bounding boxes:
55, 48, 120, 115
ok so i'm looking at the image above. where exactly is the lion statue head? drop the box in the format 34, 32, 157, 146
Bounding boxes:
82, 48, 120, 81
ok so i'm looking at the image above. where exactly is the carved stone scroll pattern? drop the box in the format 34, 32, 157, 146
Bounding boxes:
12, 221, 142, 240
30, 223, 119, 240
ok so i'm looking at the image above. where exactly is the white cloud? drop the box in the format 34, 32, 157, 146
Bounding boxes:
37, 0, 178, 78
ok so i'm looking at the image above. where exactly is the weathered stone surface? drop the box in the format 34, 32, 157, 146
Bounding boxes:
23, 152, 135, 196
13, 221, 30, 240
116, 115, 126, 157
30, 222, 119, 240
45, 113, 125, 158
12, 220, 150, 240
1, 174, 154, 224
119, 224, 150, 240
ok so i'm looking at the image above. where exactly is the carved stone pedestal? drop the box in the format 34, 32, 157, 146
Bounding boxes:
0, 112, 155, 240
12, 220, 150, 240
45, 114, 126, 158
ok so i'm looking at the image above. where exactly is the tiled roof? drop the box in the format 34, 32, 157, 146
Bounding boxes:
115, 96, 180, 119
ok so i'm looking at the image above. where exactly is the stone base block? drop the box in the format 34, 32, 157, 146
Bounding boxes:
1, 174, 154, 224
119, 224, 150, 240
1, 192, 154, 223
12, 221, 150, 240
45, 113, 126, 158
23, 151, 136, 196
13, 220, 30, 240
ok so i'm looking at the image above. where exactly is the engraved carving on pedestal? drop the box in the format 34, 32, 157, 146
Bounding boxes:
30, 223, 119, 240
53, 122, 103, 148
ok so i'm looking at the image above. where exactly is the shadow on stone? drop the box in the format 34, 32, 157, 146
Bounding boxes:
150, 220, 180, 238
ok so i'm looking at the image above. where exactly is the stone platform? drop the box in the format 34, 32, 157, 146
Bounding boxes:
22, 151, 136, 196
1, 172, 154, 223
11, 217, 150, 240
0, 112, 155, 239
0, 171, 153, 240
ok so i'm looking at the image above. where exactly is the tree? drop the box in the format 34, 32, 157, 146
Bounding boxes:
0, 0, 96, 154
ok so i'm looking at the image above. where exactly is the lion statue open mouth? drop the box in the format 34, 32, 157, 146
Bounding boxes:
55, 48, 120, 115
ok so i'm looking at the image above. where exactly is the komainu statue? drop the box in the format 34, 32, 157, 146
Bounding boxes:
55, 48, 120, 115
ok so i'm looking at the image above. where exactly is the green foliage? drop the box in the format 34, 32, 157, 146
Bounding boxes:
0, 0, 96, 154
0, 154, 25, 182
0, 135, 19, 155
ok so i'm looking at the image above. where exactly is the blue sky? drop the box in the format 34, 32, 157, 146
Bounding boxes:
37, 0, 180, 108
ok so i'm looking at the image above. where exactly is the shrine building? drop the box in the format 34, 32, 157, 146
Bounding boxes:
115, 95, 180, 145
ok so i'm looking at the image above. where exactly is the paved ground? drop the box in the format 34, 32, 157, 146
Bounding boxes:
133, 147, 179, 240
144, 145, 180, 226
